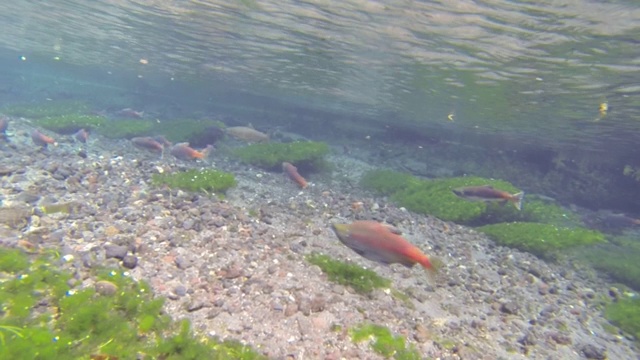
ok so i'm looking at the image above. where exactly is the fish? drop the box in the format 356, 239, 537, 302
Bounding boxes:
131, 137, 164, 153
226, 126, 270, 143
31, 129, 56, 148
116, 108, 144, 119
153, 135, 172, 148
331, 220, 436, 274
282, 162, 307, 188
74, 128, 89, 143
452, 185, 524, 210
170, 142, 212, 160
0, 116, 8, 138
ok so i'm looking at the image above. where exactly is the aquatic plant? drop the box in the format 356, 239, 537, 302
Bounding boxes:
579, 239, 640, 291
153, 119, 226, 143
605, 298, 640, 340
477, 222, 605, 258
98, 119, 155, 139
305, 253, 391, 294
359, 169, 417, 196
151, 169, 237, 194
232, 141, 329, 171
33, 114, 107, 134
0, 247, 267, 359
349, 323, 420, 359
1, 100, 90, 118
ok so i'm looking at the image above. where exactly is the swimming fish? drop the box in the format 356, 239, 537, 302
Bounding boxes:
170, 142, 212, 160
283, 162, 307, 188
31, 129, 56, 148
116, 108, 145, 119
331, 220, 436, 274
452, 185, 524, 210
226, 126, 270, 143
74, 128, 89, 143
131, 137, 164, 153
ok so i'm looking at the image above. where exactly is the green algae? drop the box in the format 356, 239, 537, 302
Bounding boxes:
360, 170, 418, 196
1, 100, 90, 119
350, 323, 420, 359
579, 240, 640, 291
477, 222, 605, 258
98, 119, 155, 139
152, 119, 225, 143
232, 141, 329, 171
34, 114, 107, 134
605, 298, 640, 340
151, 169, 237, 194
0, 247, 267, 360
306, 253, 391, 294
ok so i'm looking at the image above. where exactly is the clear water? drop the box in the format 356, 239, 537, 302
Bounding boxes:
1, 0, 640, 311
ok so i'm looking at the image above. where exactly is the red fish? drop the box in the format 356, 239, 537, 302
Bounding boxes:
131, 137, 164, 153
331, 220, 436, 274
31, 129, 56, 148
452, 185, 524, 210
74, 128, 89, 143
170, 143, 212, 160
116, 108, 144, 119
283, 162, 307, 189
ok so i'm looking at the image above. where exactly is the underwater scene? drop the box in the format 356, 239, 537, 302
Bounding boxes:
0, 1, 639, 359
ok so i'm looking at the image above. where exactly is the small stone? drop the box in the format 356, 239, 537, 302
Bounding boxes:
284, 303, 298, 317
414, 323, 430, 343
186, 300, 205, 312
500, 302, 518, 315
104, 244, 128, 260
580, 343, 606, 360
174, 285, 187, 297
122, 255, 138, 269
182, 219, 194, 230
548, 332, 572, 345
95, 280, 118, 296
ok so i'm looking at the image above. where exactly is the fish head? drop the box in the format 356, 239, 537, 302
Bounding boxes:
330, 223, 351, 242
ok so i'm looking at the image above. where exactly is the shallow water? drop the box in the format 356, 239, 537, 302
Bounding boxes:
0, 1, 640, 356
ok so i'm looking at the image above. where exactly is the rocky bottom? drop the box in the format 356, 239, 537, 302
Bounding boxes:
0, 123, 638, 360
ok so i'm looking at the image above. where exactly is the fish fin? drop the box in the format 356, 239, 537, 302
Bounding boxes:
382, 224, 402, 235
511, 192, 525, 211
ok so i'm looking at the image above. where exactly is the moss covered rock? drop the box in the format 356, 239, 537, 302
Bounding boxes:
2, 100, 90, 118
360, 169, 418, 196
605, 298, 640, 340
97, 119, 155, 139
233, 141, 329, 171
477, 222, 605, 258
306, 253, 391, 294
152, 119, 225, 144
151, 169, 236, 194
580, 239, 640, 291
34, 114, 107, 134
350, 323, 420, 359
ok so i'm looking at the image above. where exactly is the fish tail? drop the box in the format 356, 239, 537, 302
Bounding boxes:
511, 192, 524, 211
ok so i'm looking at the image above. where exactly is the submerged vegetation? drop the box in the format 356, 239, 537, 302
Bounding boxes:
34, 114, 106, 134
605, 298, 640, 340
349, 323, 420, 359
151, 169, 237, 194
0, 247, 266, 359
477, 222, 605, 258
232, 141, 329, 171
305, 253, 391, 294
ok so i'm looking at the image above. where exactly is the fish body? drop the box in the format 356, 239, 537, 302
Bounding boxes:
116, 108, 144, 119
170, 142, 211, 160
74, 128, 89, 143
31, 130, 56, 148
226, 126, 270, 143
131, 137, 164, 153
283, 162, 307, 188
153, 135, 172, 147
453, 185, 524, 210
331, 220, 435, 273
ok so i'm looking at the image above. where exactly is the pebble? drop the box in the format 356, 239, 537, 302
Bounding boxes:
104, 244, 128, 260
122, 255, 138, 269
95, 280, 118, 296
500, 302, 518, 315
580, 343, 606, 360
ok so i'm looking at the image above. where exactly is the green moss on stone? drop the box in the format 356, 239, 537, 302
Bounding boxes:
360, 169, 418, 196
151, 169, 237, 194
0, 248, 267, 359
233, 141, 329, 170
477, 222, 605, 258
2, 100, 90, 118
580, 242, 640, 291
97, 119, 155, 139
306, 253, 391, 294
34, 114, 107, 134
605, 298, 640, 340
350, 323, 420, 359
153, 119, 225, 143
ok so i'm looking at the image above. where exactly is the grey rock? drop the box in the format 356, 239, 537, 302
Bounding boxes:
580, 343, 606, 360
95, 280, 118, 296
104, 244, 128, 260
122, 255, 138, 269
